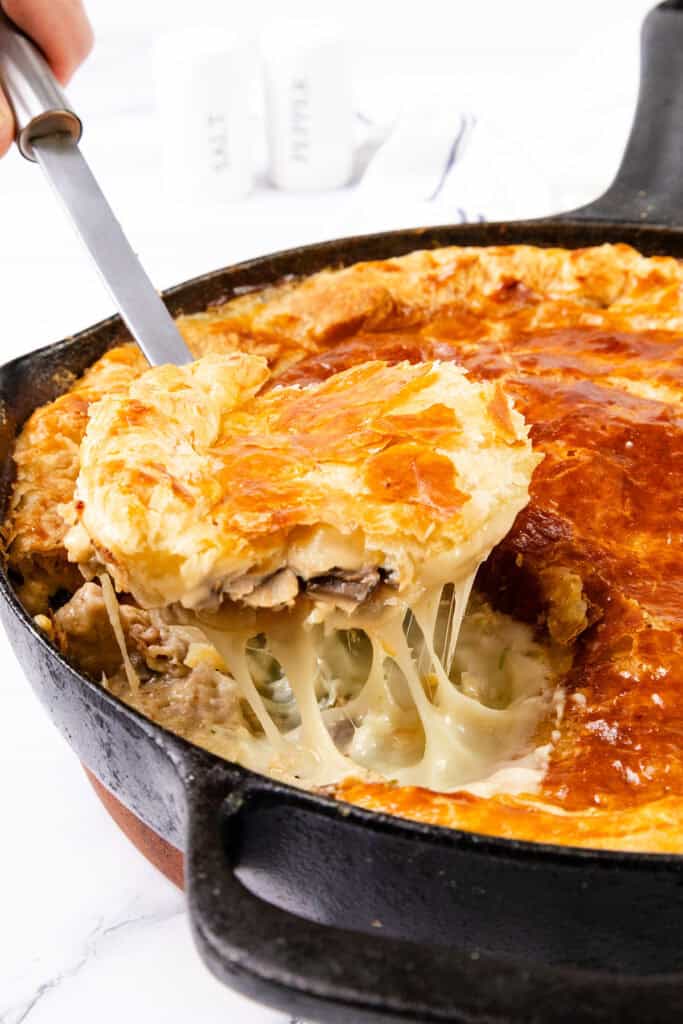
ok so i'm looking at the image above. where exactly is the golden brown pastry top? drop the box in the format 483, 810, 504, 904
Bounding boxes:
5, 241, 683, 852
3, 345, 147, 612
65, 353, 536, 610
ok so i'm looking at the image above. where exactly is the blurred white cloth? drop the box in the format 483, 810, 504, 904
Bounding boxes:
352, 102, 555, 229
355, 104, 475, 201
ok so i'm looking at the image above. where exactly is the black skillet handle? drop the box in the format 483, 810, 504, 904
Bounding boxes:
183, 771, 518, 1023
182, 767, 680, 1024
570, 1, 683, 225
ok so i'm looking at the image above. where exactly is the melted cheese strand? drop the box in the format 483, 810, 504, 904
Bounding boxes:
201, 625, 285, 748
443, 574, 476, 674
413, 577, 481, 714
269, 630, 359, 783
322, 635, 393, 727
100, 573, 140, 694
379, 614, 481, 789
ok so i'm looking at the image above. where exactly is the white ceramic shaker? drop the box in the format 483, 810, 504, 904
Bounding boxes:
153, 27, 254, 204
261, 18, 353, 191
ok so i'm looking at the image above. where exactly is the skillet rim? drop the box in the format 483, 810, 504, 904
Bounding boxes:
3, 218, 683, 867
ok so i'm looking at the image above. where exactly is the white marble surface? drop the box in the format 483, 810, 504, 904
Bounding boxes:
0, 1, 654, 1020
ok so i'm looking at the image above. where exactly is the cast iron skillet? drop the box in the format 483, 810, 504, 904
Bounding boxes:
3, 4, 683, 1022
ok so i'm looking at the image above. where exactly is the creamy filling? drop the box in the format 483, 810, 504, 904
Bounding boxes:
160, 580, 569, 793
98, 548, 569, 795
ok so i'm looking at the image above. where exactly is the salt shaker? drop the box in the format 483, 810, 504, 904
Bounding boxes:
152, 27, 253, 204
261, 18, 353, 191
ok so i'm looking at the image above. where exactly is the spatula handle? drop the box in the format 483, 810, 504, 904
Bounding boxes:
0, 9, 81, 161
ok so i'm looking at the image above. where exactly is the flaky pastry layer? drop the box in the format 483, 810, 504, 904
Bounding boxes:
5, 242, 683, 851
65, 354, 537, 610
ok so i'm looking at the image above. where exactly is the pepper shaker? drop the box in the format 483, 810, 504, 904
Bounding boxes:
261, 18, 353, 192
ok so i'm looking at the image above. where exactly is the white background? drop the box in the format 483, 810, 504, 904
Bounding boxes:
0, 1, 656, 1021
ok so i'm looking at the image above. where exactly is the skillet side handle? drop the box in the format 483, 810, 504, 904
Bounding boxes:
183, 774, 491, 1023
570, 1, 683, 225
183, 774, 673, 1024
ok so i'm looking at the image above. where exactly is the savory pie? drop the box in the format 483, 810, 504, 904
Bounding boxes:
4, 242, 683, 852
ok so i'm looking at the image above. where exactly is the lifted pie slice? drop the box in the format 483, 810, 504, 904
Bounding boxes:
65, 352, 539, 612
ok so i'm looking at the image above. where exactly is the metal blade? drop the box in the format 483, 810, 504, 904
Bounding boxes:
33, 132, 192, 367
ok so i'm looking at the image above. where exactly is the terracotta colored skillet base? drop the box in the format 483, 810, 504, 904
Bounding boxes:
84, 767, 184, 888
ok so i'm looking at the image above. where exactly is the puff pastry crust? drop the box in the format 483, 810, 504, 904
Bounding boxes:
65, 354, 536, 611
5, 242, 683, 852
3, 346, 147, 613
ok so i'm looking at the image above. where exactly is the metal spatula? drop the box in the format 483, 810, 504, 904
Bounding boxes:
0, 12, 468, 671
0, 10, 191, 367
